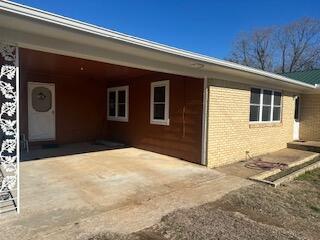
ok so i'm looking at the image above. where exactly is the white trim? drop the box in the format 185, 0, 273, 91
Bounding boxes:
270, 91, 274, 121
293, 95, 301, 140
0, 1, 317, 90
150, 80, 170, 126
107, 86, 129, 122
258, 89, 263, 122
201, 77, 208, 166
249, 87, 282, 123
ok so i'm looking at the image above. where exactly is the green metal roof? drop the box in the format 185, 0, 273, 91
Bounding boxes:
281, 69, 320, 85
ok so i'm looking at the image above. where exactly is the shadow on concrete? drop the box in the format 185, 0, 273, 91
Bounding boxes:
21, 141, 129, 162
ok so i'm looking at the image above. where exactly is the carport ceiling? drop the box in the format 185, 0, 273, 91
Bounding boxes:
20, 48, 154, 80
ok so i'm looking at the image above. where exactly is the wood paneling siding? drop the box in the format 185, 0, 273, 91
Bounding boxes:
20, 48, 204, 164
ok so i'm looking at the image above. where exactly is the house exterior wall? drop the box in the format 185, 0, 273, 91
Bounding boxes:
207, 79, 295, 168
106, 75, 204, 164
20, 70, 109, 144
20, 48, 203, 164
300, 94, 320, 140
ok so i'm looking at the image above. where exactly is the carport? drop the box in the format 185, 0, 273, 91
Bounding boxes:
1, 0, 209, 215
0, 146, 250, 240
19, 48, 204, 164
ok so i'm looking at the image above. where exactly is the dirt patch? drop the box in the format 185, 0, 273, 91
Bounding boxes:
145, 208, 304, 240
88, 169, 320, 240
87, 232, 140, 240
209, 184, 320, 239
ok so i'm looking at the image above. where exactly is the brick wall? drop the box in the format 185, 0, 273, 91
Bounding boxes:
207, 79, 295, 168
300, 94, 320, 140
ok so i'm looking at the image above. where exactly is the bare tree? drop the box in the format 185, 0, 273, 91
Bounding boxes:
228, 17, 320, 73
229, 33, 251, 67
252, 28, 274, 71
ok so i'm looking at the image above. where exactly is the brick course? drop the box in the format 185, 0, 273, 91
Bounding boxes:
300, 94, 320, 140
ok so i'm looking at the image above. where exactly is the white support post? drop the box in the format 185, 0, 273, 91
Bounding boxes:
0, 42, 19, 214
16, 46, 20, 214
201, 76, 208, 166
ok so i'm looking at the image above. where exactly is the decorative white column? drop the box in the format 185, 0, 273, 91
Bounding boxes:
0, 43, 19, 214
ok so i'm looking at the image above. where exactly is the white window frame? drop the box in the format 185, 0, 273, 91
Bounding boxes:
249, 87, 282, 123
150, 80, 170, 126
107, 86, 129, 122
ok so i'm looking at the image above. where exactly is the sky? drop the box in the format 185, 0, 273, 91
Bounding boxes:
10, 0, 320, 59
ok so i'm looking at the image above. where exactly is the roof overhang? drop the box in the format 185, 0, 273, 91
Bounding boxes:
0, 1, 319, 93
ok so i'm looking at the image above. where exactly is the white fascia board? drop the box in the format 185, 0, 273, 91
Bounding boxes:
0, 1, 316, 90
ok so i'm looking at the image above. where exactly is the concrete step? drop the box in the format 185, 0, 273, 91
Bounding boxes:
287, 141, 320, 153
0, 191, 17, 215
0, 200, 17, 215
250, 155, 320, 187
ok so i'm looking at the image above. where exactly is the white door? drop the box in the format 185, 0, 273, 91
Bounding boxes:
28, 82, 56, 141
293, 96, 300, 140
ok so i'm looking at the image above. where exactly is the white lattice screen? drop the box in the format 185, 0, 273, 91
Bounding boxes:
0, 43, 19, 214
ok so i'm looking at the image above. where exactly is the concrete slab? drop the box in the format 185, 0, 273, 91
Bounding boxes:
21, 142, 124, 161
0, 147, 251, 240
218, 148, 318, 179
288, 140, 320, 152
256, 148, 319, 166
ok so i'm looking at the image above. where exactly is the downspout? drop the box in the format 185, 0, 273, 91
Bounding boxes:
201, 76, 208, 166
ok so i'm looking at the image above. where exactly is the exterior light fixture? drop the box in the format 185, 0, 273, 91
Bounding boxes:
190, 63, 205, 69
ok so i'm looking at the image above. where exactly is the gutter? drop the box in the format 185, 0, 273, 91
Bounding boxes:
0, 1, 317, 90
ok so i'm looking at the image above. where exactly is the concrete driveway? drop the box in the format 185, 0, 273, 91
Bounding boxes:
0, 147, 251, 240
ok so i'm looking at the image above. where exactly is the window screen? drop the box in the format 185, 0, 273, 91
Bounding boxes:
108, 91, 116, 117
294, 96, 300, 121
249, 88, 261, 122
118, 90, 126, 117
153, 86, 166, 120
249, 88, 282, 122
151, 81, 169, 125
32, 87, 52, 112
107, 86, 128, 121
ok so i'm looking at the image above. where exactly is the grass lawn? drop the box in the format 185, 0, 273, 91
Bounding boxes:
89, 168, 320, 240
296, 168, 320, 183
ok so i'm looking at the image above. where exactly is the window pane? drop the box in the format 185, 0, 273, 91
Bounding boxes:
118, 90, 126, 104
250, 88, 261, 104
262, 106, 271, 121
109, 91, 116, 116
273, 106, 281, 121
118, 104, 125, 117
274, 92, 282, 106
263, 90, 272, 105
154, 86, 166, 102
32, 87, 52, 112
250, 105, 260, 121
294, 97, 300, 120
154, 103, 165, 120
